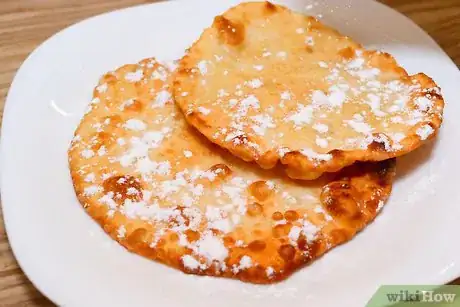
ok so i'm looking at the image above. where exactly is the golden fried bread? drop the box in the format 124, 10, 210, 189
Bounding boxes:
69, 58, 396, 284
173, 1, 443, 179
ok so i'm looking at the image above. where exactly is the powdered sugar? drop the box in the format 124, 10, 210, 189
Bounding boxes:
300, 148, 333, 161
250, 114, 275, 136
312, 89, 346, 108
84, 173, 95, 183
96, 83, 108, 93
416, 124, 434, 140
124, 119, 146, 131
182, 255, 201, 270
238, 95, 260, 115
119, 98, 134, 110
247, 78, 263, 89
302, 220, 319, 242
152, 90, 172, 108
287, 104, 313, 127
193, 232, 228, 263
280, 91, 291, 101
346, 120, 373, 134
316, 137, 328, 148
239, 255, 252, 269
198, 106, 211, 115
83, 185, 102, 196
313, 123, 329, 133
197, 60, 208, 76
117, 225, 126, 238
305, 36, 314, 46
266, 267, 275, 277
125, 70, 144, 82
414, 96, 433, 112
288, 226, 301, 243
276, 51, 287, 58
81, 149, 94, 159
119, 128, 171, 168
152, 66, 168, 81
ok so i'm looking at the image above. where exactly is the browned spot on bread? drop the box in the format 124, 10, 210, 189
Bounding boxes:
125, 99, 144, 112
175, 67, 194, 79
264, 1, 278, 13
248, 240, 267, 252
258, 150, 279, 169
338, 47, 355, 59
126, 228, 148, 248
272, 211, 284, 221
154, 247, 166, 261
248, 181, 274, 202
297, 234, 308, 251
281, 150, 324, 180
214, 15, 245, 46
252, 229, 265, 237
423, 88, 443, 101
328, 228, 351, 245
304, 239, 323, 261
170, 208, 194, 229
101, 73, 118, 84
106, 115, 123, 127
223, 235, 235, 246
329, 149, 346, 161
169, 232, 179, 242
278, 244, 296, 262
284, 210, 299, 221
368, 134, 390, 152
321, 181, 359, 218
250, 265, 267, 280
305, 46, 313, 53
364, 198, 381, 215
230, 133, 249, 146
372, 159, 396, 187
102, 175, 142, 205
187, 111, 212, 128
92, 132, 114, 151
185, 229, 200, 242
368, 51, 406, 75
272, 223, 292, 238
247, 202, 264, 217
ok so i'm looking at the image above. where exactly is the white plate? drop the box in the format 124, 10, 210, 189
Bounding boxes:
2, 0, 460, 306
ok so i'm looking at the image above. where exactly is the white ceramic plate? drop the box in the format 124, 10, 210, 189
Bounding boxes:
2, 0, 460, 306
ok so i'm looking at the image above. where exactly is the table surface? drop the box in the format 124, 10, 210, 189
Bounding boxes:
0, 0, 459, 305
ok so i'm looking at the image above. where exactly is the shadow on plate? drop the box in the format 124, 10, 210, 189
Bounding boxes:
394, 138, 437, 181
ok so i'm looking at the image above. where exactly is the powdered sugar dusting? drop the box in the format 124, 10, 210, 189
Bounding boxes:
152, 90, 172, 108
197, 60, 208, 76
193, 232, 228, 263
198, 106, 211, 115
125, 70, 144, 82
300, 148, 332, 162
182, 255, 201, 270
287, 104, 313, 128
251, 114, 275, 136
124, 119, 146, 131
71, 52, 421, 282
416, 124, 434, 140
